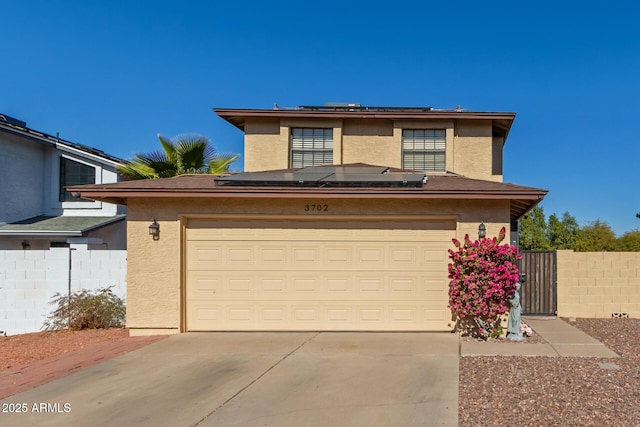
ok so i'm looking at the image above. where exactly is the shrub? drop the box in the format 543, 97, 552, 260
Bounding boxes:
448, 227, 520, 338
43, 287, 126, 331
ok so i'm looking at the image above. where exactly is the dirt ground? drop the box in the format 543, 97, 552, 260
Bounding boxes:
1, 328, 130, 371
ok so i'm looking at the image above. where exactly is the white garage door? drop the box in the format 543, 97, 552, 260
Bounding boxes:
186, 218, 455, 331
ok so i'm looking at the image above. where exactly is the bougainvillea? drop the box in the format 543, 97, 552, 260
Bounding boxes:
448, 227, 520, 337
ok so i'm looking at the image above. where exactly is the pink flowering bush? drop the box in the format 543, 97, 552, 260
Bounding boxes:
448, 227, 520, 338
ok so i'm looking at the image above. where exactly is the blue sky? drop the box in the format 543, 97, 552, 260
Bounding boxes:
2, 1, 639, 235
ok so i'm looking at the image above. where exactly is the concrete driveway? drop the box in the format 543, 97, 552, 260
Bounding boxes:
0, 332, 459, 427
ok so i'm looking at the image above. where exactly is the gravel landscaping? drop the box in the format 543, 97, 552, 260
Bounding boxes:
1, 328, 129, 371
459, 318, 640, 427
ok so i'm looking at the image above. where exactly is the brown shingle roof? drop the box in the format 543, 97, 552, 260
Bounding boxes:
70, 165, 546, 220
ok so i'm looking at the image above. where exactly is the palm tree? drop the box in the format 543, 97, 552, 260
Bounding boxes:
118, 134, 239, 179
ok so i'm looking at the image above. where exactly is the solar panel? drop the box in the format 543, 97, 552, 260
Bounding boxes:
216, 165, 425, 188
218, 171, 331, 184
301, 165, 389, 175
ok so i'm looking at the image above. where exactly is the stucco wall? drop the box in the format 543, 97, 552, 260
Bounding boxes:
0, 248, 126, 335
126, 207, 182, 333
453, 120, 495, 181
244, 118, 283, 172
557, 250, 640, 318
125, 197, 511, 334
0, 132, 46, 223
242, 117, 502, 181
342, 119, 398, 166
87, 219, 127, 250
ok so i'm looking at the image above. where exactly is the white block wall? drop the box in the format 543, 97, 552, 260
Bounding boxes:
0, 249, 127, 335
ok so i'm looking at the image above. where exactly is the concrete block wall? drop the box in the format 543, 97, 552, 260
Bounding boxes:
0, 249, 126, 335
557, 250, 640, 318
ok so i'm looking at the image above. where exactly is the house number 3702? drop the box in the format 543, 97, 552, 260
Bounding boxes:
304, 204, 329, 212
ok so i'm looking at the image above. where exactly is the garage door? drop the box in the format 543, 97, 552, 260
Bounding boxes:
185, 218, 455, 331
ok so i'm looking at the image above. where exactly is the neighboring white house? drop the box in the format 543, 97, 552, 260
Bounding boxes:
0, 113, 128, 335
0, 113, 126, 250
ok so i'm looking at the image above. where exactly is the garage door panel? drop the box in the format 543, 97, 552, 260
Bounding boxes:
228, 305, 252, 321
292, 247, 320, 263
187, 300, 451, 331
292, 305, 320, 321
260, 246, 287, 264
422, 248, 450, 263
187, 242, 222, 270
326, 306, 352, 322
324, 246, 352, 265
190, 302, 222, 321
356, 246, 385, 265
389, 276, 420, 297
228, 277, 252, 293
188, 219, 456, 241
390, 306, 419, 322
190, 273, 448, 301
357, 306, 385, 322
423, 308, 449, 321
390, 247, 417, 264
292, 276, 318, 293
228, 246, 255, 263
188, 272, 252, 300
259, 306, 287, 321
186, 219, 454, 331
258, 276, 287, 294
187, 273, 219, 300
325, 276, 352, 294
356, 277, 386, 297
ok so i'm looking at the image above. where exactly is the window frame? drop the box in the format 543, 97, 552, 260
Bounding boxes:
59, 156, 96, 202
290, 127, 334, 168
401, 129, 446, 172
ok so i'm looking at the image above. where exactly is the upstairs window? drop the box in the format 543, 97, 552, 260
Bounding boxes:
59, 157, 95, 202
291, 128, 333, 168
402, 129, 446, 172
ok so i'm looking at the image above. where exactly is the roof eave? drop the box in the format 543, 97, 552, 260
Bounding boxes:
213, 108, 516, 136
0, 230, 84, 237
0, 215, 126, 235
75, 188, 546, 206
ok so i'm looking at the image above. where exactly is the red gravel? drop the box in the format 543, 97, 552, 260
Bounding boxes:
459, 318, 640, 427
0, 328, 166, 399
0, 329, 130, 371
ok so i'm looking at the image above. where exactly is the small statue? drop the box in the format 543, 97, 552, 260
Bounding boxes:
507, 283, 524, 341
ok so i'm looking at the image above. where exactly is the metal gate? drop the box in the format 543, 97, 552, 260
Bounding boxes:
519, 251, 557, 315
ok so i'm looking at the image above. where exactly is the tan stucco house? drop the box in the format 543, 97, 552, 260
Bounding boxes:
73, 104, 547, 335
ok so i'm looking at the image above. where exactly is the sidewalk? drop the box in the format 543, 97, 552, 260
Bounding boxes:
460, 317, 620, 358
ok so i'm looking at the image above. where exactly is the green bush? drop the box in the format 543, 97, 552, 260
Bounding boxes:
43, 287, 126, 331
